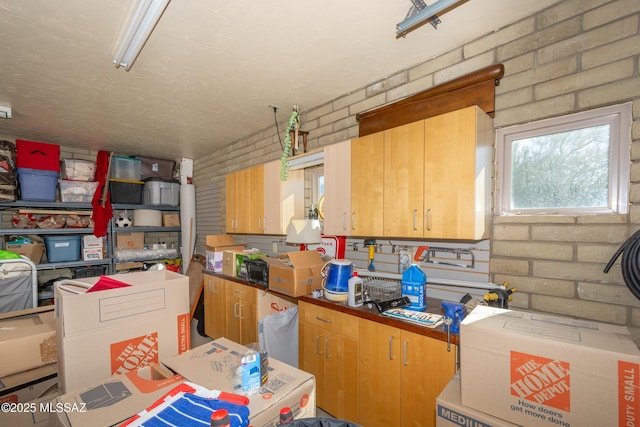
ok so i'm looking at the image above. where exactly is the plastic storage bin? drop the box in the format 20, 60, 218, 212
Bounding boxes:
44, 235, 81, 262
60, 159, 96, 181
17, 168, 59, 201
59, 180, 98, 203
109, 179, 143, 204
110, 156, 142, 180
134, 156, 176, 180
16, 139, 60, 172
143, 178, 180, 206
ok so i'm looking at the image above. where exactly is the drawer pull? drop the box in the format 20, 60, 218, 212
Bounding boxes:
403, 339, 409, 366
315, 335, 323, 355
316, 316, 332, 323
389, 335, 394, 360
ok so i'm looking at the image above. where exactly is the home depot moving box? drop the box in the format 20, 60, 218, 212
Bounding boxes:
460, 305, 640, 427
205, 234, 244, 273
437, 373, 518, 427
162, 337, 316, 427
0, 306, 56, 378
50, 364, 185, 427
54, 270, 191, 393
266, 250, 324, 297
0, 363, 57, 405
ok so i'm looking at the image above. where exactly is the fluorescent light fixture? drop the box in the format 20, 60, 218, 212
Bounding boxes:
287, 151, 324, 171
113, 0, 170, 71
0, 106, 11, 119
396, 0, 463, 38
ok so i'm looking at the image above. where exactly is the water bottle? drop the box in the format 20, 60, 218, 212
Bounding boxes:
347, 272, 364, 307
402, 264, 427, 311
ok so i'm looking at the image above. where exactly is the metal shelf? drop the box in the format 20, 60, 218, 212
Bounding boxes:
36, 259, 111, 271
113, 226, 180, 233
0, 228, 99, 235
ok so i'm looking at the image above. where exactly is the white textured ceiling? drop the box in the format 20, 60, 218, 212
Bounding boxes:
0, 0, 562, 160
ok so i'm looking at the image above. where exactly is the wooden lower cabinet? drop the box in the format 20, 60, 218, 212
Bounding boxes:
298, 302, 359, 421
203, 276, 257, 345
358, 318, 457, 427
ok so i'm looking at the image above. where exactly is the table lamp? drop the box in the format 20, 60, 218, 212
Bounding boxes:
286, 219, 322, 250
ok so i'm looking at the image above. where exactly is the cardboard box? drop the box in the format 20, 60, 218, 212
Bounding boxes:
162, 338, 316, 427
0, 306, 56, 378
266, 250, 325, 297
82, 247, 103, 261
82, 234, 103, 249
162, 213, 180, 227
5, 243, 44, 264
437, 373, 518, 427
50, 364, 185, 427
54, 270, 191, 393
0, 363, 58, 404
205, 234, 244, 273
460, 305, 640, 427
116, 232, 145, 249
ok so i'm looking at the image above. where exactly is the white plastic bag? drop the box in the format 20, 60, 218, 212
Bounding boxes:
259, 306, 299, 367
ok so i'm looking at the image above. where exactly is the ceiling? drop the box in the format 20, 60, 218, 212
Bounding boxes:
0, 0, 562, 161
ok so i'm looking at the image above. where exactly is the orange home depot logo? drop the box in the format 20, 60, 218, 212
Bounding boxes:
619, 361, 640, 427
510, 351, 570, 412
111, 333, 159, 375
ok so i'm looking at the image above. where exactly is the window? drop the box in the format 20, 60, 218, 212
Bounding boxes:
496, 102, 631, 215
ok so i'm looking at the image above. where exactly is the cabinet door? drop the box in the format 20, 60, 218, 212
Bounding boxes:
383, 121, 425, 238
351, 133, 384, 236
203, 276, 227, 339
400, 330, 456, 427
323, 331, 359, 421
235, 168, 252, 233
424, 106, 491, 240
248, 164, 265, 234
226, 281, 257, 345
299, 321, 327, 409
263, 160, 304, 234
323, 140, 351, 236
225, 172, 238, 233
358, 320, 401, 427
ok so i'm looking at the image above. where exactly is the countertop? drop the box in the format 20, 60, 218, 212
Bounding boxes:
203, 269, 458, 346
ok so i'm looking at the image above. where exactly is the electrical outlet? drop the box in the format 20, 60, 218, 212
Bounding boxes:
272, 242, 278, 253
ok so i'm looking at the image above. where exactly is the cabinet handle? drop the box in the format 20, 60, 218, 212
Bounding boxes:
325, 337, 330, 359
351, 213, 355, 231
315, 316, 332, 323
234, 289, 245, 295
403, 339, 409, 366
426, 209, 432, 231
238, 303, 244, 320
233, 302, 239, 318
389, 335, 394, 360
315, 335, 323, 355
412, 209, 418, 231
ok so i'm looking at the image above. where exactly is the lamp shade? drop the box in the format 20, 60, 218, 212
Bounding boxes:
286, 219, 322, 244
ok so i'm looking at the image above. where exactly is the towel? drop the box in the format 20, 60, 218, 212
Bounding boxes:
91, 150, 112, 237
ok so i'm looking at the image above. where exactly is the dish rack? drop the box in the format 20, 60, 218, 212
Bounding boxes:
357, 270, 402, 301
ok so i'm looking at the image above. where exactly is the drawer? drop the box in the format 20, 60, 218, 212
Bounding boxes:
227, 280, 257, 303
300, 301, 358, 339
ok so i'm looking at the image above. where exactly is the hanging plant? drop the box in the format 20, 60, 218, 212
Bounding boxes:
280, 105, 300, 181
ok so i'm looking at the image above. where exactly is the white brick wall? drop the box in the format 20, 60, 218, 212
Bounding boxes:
194, 0, 640, 331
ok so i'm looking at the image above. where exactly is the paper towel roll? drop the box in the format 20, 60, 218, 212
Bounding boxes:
180, 183, 196, 273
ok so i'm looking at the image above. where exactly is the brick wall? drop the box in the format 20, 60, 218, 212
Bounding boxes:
194, 0, 640, 329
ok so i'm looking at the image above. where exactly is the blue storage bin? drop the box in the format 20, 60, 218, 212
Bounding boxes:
44, 235, 81, 263
17, 168, 59, 201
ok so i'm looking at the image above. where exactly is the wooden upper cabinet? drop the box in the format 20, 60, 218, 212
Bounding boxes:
383, 121, 425, 238
350, 132, 384, 237
248, 164, 264, 234
323, 140, 351, 236
424, 105, 492, 240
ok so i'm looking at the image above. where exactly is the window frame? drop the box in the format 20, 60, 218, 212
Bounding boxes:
496, 102, 632, 216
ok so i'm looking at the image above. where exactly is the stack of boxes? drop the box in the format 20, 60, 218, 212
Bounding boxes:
437, 305, 640, 427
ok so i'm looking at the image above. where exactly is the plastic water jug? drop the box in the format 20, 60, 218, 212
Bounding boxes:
402, 264, 427, 311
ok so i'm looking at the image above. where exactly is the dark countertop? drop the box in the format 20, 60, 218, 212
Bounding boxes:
203, 269, 459, 346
